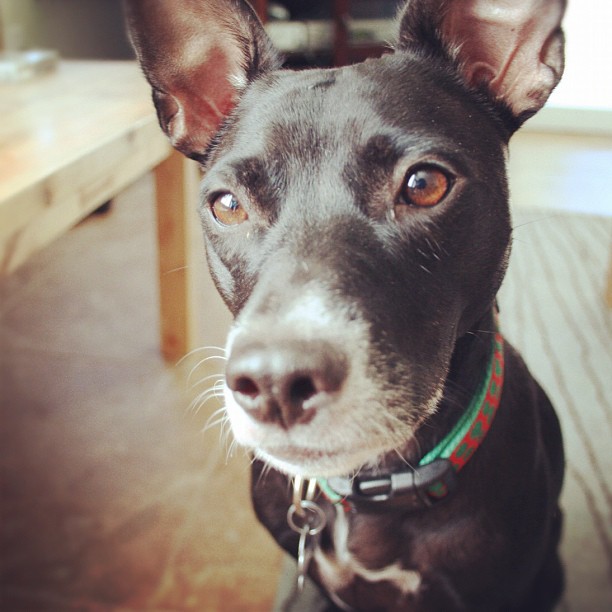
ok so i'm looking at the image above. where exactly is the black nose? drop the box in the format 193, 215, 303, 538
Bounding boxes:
225, 340, 348, 429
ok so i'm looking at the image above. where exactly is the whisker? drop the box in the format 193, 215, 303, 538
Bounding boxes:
511, 214, 558, 231
202, 406, 228, 431
203, 416, 228, 433
187, 354, 227, 385
190, 372, 225, 391
188, 386, 225, 416
176, 344, 226, 367
392, 448, 416, 470
225, 438, 240, 463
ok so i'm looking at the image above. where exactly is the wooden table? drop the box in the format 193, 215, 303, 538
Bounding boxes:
0, 61, 201, 361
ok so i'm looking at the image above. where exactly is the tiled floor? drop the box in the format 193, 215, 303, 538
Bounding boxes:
0, 176, 282, 611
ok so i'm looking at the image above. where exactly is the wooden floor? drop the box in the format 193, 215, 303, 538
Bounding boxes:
502, 128, 612, 611
499, 208, 612, 612
0, 177, 281, 612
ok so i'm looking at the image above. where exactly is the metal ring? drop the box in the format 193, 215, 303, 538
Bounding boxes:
287, 501, 327, 536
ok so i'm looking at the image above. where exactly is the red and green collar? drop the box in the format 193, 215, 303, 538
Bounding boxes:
319, 331, 505, 511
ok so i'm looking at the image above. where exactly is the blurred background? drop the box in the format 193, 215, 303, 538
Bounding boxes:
1, 1, 611, 611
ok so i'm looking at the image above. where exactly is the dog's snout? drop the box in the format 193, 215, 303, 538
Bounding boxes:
226, 340, 347, 429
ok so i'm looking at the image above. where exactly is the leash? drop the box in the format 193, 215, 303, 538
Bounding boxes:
286, 330, 505, 588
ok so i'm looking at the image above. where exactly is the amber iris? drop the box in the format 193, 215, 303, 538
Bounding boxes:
402, 166, 450, 207
211, 193, 248, 226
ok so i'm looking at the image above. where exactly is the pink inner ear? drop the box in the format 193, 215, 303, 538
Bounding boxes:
443, 0, 565, 116
166, 45, 241, 157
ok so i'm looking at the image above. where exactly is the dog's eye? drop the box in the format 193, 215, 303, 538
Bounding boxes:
401, 166, 450, 208
211, 193, 248, 226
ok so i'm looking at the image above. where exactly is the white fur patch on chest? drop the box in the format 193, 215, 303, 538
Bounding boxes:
313, 506, 421, 608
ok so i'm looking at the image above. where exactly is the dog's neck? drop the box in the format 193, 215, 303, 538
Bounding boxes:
420, 307, 499, 458
312, 308, 502, 571
354, 306, 499, 479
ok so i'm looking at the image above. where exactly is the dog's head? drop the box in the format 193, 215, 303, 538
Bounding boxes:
125, 0, 565, 477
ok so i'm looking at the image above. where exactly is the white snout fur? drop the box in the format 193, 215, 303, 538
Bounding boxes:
222, 285, 442, 478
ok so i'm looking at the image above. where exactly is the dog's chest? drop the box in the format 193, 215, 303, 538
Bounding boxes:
313, 506, 421, 609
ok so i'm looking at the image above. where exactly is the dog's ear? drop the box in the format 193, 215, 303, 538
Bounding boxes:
124, 0, 281, 161
397, 0, 566, 127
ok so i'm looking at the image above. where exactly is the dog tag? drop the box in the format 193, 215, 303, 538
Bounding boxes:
287, 478, 326, 591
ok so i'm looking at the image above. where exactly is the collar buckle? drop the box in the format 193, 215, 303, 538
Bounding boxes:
326, 458, 457, 511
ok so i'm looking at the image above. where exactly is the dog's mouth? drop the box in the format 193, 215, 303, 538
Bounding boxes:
223, 361, 445, 478
258, 445, 342, 474
250, 437, 416, 478
224, 385, 425, 478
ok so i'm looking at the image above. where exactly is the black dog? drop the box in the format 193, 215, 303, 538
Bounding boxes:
125, 1, 566, 609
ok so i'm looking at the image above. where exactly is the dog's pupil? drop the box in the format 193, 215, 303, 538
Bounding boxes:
410, 174, 428, 191
405, 168, 448, 207
223, 194, 239, 211
212, 193, 247, 225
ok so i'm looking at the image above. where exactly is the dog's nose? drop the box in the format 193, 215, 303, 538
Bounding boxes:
226, 340, 347, 429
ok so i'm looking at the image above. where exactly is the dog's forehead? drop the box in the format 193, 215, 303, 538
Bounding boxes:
225, 53, 504, 168
228, 66, 383, 165
235, 60, 420, 152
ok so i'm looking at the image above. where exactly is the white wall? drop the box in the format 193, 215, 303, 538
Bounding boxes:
549, 0, 612, 111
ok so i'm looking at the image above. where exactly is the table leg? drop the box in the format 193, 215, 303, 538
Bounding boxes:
154, 150, 202, 361
606, 251, 612, 309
